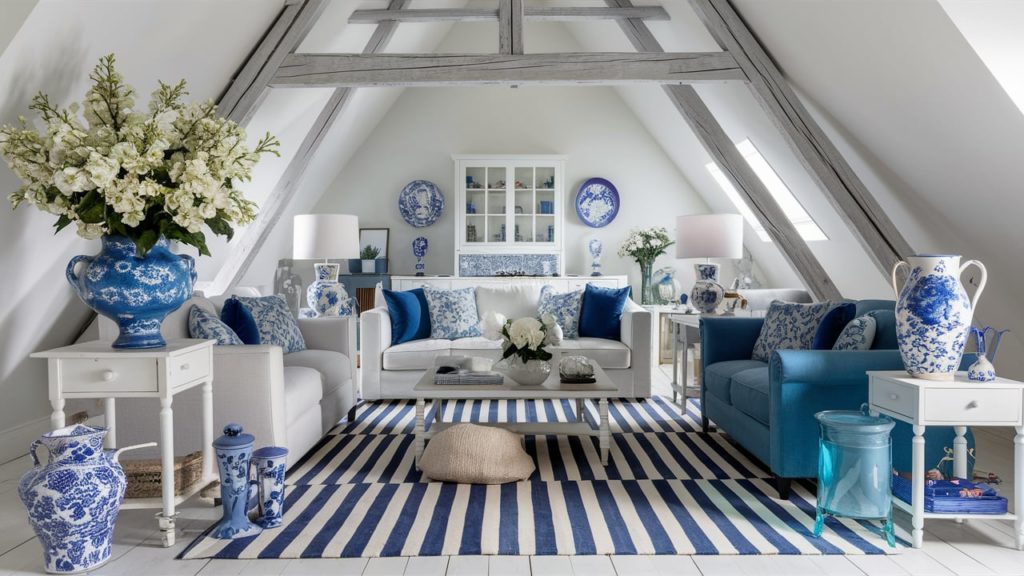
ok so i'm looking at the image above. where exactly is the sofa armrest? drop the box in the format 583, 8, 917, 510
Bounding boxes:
211, 345, 289, 452
360, 307, 392, 401
298, 316, 358, 404
620, 299, 652, 397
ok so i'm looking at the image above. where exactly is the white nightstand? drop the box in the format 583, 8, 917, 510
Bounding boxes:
32, 339, 217, 546
867, 370, 1024, 549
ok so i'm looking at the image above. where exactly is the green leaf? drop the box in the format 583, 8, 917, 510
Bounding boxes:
136, 229, 159, 256
76, 190, 105, 224
206, 216, 233, 240
54, 214, 72, 233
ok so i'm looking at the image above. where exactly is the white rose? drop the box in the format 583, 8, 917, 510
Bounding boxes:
76, 221, 105, 240
540, 313, 557, 327
480, 312, 507, 340
544, 322, 563, 346
508, 317, 543, 350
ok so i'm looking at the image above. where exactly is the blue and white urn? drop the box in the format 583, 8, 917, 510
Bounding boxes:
251, 447, 289, 529
588, 238, 603, 276
892, 255, 987, 380
18, 425, 153, 574
690, 263, 725, 314
412, 237, 428, 276
211, 424, 262, 540
305, 262, 353, 317
66, 235, 195, 349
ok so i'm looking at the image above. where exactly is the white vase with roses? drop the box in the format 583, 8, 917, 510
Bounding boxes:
481, 312, 563, 385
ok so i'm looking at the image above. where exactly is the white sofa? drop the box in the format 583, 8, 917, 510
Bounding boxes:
96, 291, 357, 467
361, 284, 653, 400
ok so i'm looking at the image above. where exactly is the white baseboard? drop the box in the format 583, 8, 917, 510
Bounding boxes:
0, 416, 52, 465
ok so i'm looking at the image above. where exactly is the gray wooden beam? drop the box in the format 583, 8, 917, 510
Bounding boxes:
349, 6, 669, 23
217, 0, 329, 125
511, 0, 524, 55
271, 52, 744, 87
607, 0, 840, 300
689, 0, 913, 275
498, 1, 511, 54
214, 0, 409, 293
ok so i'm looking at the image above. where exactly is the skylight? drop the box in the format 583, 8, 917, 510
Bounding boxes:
705, 139, 828, 242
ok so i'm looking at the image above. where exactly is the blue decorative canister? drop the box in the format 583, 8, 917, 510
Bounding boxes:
211, 424, 262, 540
305, 262, 353, 317
892, 255, 987, 380
66, 235, 195, 349
18, 425, 153, 573
814, 408, 896, 547
251, 447, 289, 529
690, 263, 725, 314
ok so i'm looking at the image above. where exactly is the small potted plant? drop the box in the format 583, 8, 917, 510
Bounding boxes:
360, 245, 380, 273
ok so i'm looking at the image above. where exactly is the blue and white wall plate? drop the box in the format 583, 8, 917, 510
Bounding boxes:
575, 177, 620, 228
399, 180, 445, 227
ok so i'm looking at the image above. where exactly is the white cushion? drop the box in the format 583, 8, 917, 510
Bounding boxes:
383, 338, 452, 370
450, 336, 503, 360
282, 366, 323, 425
419, 423, 536, 484
557, 338, 631, 369
284, 349, 352, 397
475, 285, 541, 320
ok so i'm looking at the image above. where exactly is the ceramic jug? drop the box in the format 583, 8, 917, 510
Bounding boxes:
892, 255, 986, 380
18, 425, 153, 574
211, 424, 262, 539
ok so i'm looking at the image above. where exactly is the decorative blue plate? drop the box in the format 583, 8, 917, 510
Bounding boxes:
575, 177, 619, 228
398, 180, 445, 227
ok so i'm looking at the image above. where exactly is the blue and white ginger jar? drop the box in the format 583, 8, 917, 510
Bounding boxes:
66, 235, 195, 349
892, 255, 987, 380
690, 263, 725, 314
305, 263, 353, 317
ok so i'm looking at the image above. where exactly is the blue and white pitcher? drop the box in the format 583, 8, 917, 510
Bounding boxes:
891, 255, 986, 380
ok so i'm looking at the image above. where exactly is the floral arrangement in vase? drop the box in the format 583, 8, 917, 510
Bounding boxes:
0, 54, 279, 348
618, 226, 674, 305
481, 312, 563, 385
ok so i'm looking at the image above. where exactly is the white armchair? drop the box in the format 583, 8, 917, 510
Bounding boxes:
96, 294, 357, 468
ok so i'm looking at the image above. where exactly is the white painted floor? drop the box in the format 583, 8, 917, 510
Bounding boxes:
1, 364, 1023, 575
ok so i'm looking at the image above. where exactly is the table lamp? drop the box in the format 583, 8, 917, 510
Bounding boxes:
676, 214, 743, 313
293, 214, 359, 317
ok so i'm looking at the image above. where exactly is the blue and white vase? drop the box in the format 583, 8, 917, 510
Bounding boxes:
18, 425, 152, 574
690, 263, 725, 314
251, 447, 289, 529
305, 263, 352, 317
211, 424, 262, 540
588, 239, 603, 276
967, 327, 998, 382
892, 255, 987, 380
412, 237, 428, 276
66, 235, 195, 349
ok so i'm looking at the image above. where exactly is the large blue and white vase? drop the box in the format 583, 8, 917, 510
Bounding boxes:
691, 263, 725, 314
18, 425, 152, 574
412, 236, 428, 276
305, 262, 353, 317
211, 424, 262, 540
66, 235, 195, 349
892, 255, 987, 380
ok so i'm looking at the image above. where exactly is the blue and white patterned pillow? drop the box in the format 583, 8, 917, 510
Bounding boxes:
423, 286, 481, 340
538, 285, 583, 339
188, 305, 243, 345
234, 295, 306, 353
832, 314, 877, 351
752, 300, 835, 362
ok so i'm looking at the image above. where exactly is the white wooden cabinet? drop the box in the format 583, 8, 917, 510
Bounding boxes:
391, 275, 627, 292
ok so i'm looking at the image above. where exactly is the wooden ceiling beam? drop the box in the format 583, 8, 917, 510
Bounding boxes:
348, 6, 669, 24
270, 52, 744, 87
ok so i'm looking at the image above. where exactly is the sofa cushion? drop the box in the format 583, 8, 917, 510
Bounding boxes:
476, 285, 541, 320
284, 349, 352, 398
423, 286, 482, 340
233, 295, 306, 353
188, 306, 242, 345
579, 284, 631, 340
220, 297, 261, 345
812, 303, 856, 350
558, 338, 630, 369
866, 310, 898, 350
382, 288, 432, 345
703, 360, 768, 404
538, 285, 583, 339
751, 300, 834, 362
282, 366, 323, 425
730, 368, 770, 426
450, 336, 503, 360
383, 339, 453, 370
833, 314, 877, 351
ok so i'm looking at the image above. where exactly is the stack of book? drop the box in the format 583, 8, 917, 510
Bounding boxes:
891, 474, 1007, 514
434, 356, 504, 385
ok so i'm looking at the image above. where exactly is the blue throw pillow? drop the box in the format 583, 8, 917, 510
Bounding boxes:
233, 295, 306, 353
833, 314, 877, 351
812, 302, 856, 349
221, 297, 261, 345
579, 284, 631, 340
189, 306, 242, 345
538, 285, 583, 339
383, 288, 432, 345
423, 286, 482, 340
751, 300, 834, 362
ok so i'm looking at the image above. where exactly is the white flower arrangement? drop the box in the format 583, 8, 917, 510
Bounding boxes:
0, 54, 279, 256
617, 226, 674, 267
481, 312, 562, 364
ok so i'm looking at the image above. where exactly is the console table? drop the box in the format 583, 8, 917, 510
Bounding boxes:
868, 370, 1024, 549
32, 339, 217, 547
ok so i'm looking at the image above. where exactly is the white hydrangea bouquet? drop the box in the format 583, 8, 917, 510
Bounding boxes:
618, 226, 674, 304
0, 54, 279, 256
481, 312, 562, 364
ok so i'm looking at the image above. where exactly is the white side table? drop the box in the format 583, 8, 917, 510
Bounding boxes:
32, 339, 217, 546
867, 370, 1024, 549
668, 314, 702, 405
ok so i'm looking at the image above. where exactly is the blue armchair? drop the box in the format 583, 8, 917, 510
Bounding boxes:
699, 300, 974, 498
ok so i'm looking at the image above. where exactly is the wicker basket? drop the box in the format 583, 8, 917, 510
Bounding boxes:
122, 451, 204, 499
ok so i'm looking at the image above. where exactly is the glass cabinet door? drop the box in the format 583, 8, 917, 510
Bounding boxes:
462, 161, 558, 248
509, 165, 557, 245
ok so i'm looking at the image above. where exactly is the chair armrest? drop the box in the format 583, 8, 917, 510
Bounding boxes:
620, 300, 652, 397
298, 316, 358, 403
360, 307, 392, 401
700, 317, 764, 366
211, 345, 289, 452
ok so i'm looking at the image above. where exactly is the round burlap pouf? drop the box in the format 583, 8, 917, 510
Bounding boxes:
419, 423, 536, 484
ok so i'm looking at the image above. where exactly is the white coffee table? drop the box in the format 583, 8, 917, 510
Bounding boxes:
412, 362, 618, 467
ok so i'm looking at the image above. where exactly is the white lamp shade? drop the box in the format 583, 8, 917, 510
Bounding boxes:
293, 214, 360, 260
676, 214, 744, 259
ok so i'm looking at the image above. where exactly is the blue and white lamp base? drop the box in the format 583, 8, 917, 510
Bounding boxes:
306, 263, 353, 317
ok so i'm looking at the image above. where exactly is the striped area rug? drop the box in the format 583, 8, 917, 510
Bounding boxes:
181, 397, 900, 559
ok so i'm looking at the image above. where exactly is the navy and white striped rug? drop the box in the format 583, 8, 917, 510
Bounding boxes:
181, 397, 900, 559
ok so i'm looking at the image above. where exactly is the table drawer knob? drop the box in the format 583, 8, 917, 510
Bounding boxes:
967, 400, 979, 409
180, 363, 190, 371
102, 370, 117, 382
888, 393, 898, 401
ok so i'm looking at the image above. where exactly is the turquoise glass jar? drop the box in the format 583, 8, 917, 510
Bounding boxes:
814, 407, 896, 547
